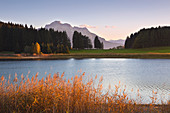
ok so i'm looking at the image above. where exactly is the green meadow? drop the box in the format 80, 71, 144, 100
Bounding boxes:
1, 47, 170, 60
70, 47, 170, 54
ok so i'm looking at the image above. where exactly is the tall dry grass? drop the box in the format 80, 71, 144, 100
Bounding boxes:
0, 73, 169, 113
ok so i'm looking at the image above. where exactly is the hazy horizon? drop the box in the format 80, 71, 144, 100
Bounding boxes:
1, 0, 170, 40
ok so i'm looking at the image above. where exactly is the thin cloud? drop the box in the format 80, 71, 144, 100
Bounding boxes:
105, 25, 115, 29
79, 24, 97, 28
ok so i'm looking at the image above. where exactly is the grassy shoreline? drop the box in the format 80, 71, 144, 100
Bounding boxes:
1, 47, 170, 60
1, 53, 170, 60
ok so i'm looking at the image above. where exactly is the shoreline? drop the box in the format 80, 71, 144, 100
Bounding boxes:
1, 53, 170, 60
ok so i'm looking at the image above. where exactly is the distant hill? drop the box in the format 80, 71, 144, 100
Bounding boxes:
108, 39, 125, 46
45, 21, 121, 49
125, 26, 170, 49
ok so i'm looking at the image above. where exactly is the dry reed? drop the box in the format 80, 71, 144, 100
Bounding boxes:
0, 73, 169, 113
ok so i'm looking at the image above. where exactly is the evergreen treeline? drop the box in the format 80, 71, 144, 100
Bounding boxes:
94, 36, 103, 49
0, 21, 71, 53
125, 26, 170, 49
73, 31, 92, 49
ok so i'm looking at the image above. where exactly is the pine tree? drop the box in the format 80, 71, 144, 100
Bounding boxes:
0, 28, 2, 51
14, 41, 21, 53
101, 42, 104, 49
94, 36, 100, 49
73, 31, 92, 49
47, 43, 52, 53
94, 36, 103, 49
24, 46, 32, 53
66, 46, 70, 54
61, 44, 64, 53
57, 44, 60, 53
73, 31, 79, 49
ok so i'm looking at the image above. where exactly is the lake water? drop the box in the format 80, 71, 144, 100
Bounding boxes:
0, 58, 170, 103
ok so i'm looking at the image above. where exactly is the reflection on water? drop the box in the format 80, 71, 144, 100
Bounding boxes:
0, 58, 170, 103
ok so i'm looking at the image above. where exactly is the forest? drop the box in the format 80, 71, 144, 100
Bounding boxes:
125, 26, 170, 49
0, 21, 103, 54
0, 21, 71, 54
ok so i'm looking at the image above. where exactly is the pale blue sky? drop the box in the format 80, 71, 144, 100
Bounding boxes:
1, 0, 170, 40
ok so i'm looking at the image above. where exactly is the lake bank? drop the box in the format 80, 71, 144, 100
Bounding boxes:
2, 47, 170, 60
2, 53, 170, 60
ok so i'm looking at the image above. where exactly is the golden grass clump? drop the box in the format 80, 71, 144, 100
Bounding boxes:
0, 73, 169, 113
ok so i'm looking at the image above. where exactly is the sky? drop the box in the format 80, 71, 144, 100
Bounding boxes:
1, 0, 170, 40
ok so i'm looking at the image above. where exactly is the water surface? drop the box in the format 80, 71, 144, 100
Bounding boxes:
0, 58, 169, 103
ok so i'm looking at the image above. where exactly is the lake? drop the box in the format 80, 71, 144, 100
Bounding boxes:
0, 58, 170, 104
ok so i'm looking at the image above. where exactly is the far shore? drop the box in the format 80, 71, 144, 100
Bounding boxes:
1, 53, 170, 60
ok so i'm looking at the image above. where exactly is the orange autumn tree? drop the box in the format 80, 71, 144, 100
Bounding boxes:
33, 42, 41, 54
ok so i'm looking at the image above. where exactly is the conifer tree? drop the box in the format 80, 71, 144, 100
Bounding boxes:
73, 31, 92, 49
14, 42, 21, 53
61, 44, 64, 53
57, 44, 60, 53
94, 36, 103, 49
66, 46, 70, 54
47, 43, 52, 53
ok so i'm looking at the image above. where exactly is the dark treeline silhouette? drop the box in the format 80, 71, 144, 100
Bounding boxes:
94, 36, 103, 49
73, 31, 92, 49
125, 26, 170, 49
0, 21, 71, 53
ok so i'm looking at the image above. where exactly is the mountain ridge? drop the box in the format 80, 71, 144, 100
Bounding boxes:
45, 21, 124, 49
108, 39, 125, 46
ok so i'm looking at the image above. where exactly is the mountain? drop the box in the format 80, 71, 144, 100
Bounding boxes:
45, 21, 121, 49
108, 39, 125, 46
